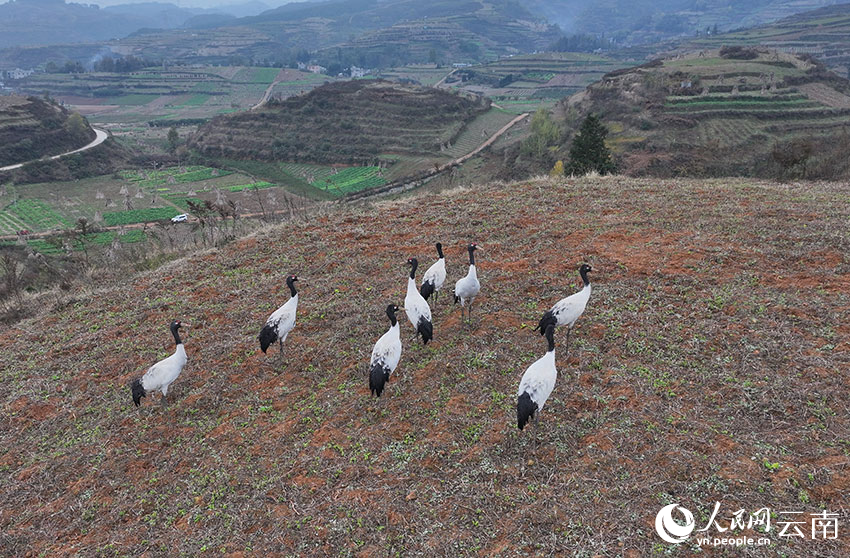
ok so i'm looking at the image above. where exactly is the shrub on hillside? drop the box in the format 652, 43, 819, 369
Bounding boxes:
719, 45, 759, 60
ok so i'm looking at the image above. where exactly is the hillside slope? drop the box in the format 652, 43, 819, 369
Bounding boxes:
191, 80, 491, 164
1, 176, 848, 556
524, 0, 844, 44
689, 2, 850, 76
102, 0, 558, 66
564, 49, 850, 178
0, 0, 194, 49
0, 95, 95, 167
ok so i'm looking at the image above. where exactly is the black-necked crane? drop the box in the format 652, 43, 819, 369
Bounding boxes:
369, 304, 403, 397
517, 324, 557, 430
259, 274, 299, 356
535, 263, 592, 344
131, 320, 188, 407
405, 258, 433, 344
419, 242, 446, 305
453, 243, 480, 324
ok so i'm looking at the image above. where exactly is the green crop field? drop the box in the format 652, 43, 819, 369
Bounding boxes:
1, 229, 148, 255
162, 194, 205, 211
276, 163, 387, 197
110, 94, 160, 106
236, 67, 280, 83
311, 167, 386, 195
177, 95, 210, 107
226, 181, 275, 193
6, 199, 71, 231
0, 211, 29, 235
120, 166, 233, 190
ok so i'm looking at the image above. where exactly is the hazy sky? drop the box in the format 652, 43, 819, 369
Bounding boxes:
0, 0, 296, 8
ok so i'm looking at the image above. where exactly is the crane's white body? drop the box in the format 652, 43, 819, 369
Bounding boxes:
141, 344, 188, 397
371, 322, 402, 377
454, 264, 480, 307
421, 258, 446, 294
266, 293, 298, 343
548, 284, 591, 327
405, 277, 431, 331
517, 349, 557, 414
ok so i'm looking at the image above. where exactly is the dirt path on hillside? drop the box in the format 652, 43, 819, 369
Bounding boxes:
0, 127, 109, 172
346, 111, 529, 200
252, 82, 279, 110
434, 69, 457, 88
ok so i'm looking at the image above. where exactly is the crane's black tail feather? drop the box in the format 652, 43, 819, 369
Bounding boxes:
258, 324, 278, 354
369, 363, 391, 397
517, 392, 538, 430
420, 280, 435, 301
417, 317, 433, 345
535, 311, 556, 337
131, 378, 146, 407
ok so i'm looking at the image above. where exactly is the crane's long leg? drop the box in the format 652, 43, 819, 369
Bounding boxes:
278, 338, 286, 364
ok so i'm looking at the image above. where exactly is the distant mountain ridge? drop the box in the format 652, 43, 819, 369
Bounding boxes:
522, 0, 845, 45
0, 0, 270, 49
97, 0, 560, 66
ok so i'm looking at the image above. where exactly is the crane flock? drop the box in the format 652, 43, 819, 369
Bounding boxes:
130, 243, 593, 432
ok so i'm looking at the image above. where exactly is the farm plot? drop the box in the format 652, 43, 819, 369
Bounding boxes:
277, 164, 387, 197
161, 193, 204, 211
234, 67, 281, 84
666, 96, 821, 111
6, 199, 71, 231
226, 181, 275, 193
442, 108, 518, 158
695, 118, 763, 146
311, 167, 386, 196
119, 166, 233, 190
0, 211, 29, 235
102, 207, 181, 226
2, 230, 148, 255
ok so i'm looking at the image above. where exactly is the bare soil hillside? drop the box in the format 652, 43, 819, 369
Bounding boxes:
0, 95, 95, 167
1, 176, 848, 556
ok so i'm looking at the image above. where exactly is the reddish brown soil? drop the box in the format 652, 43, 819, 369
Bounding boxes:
0, 176, 848, 556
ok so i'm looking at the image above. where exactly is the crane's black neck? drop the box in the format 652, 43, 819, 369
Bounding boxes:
287, 277, 298, 297
386, 305, 398, 326
579, 266, 590, 287
171, 323, 183, 345
409, 259, 418, 280
545, 325, 555, 352
468, 246, 475, 266
436, 242, 444, 259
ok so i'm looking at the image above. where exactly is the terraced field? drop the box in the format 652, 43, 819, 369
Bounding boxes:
278, 163, 387, 197
687, 3, 850, 76
0, 210, 29, 235
569, 49, 850, 178
443, 108, 518, 158
4, 199, 71, 231
450, 52, 630, 114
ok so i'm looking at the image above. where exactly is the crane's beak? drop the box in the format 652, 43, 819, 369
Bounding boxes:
398, 307, 406, 311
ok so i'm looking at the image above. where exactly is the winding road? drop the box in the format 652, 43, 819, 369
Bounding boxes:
0, 127, 109, 172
